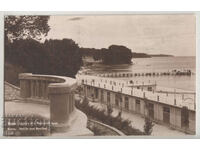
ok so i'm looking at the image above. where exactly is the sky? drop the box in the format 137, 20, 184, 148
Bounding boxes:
46, 14, 196, 56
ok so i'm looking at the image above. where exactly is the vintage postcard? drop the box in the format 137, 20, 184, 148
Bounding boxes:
3, 14, 196, 137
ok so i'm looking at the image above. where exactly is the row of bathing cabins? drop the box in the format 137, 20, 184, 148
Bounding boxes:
76, 74, 196, 134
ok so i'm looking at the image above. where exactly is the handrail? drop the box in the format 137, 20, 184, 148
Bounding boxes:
77, 74, 195, 111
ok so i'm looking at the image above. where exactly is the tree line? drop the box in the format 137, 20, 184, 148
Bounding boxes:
81, 45, 133, 64
5, 38, 83, 78
5, 39, 133, 80
4, 15, 134, 85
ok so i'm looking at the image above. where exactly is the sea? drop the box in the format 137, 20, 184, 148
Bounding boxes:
84, 56, 196, 91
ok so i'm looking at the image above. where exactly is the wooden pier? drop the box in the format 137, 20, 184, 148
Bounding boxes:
97, 69, 193, 78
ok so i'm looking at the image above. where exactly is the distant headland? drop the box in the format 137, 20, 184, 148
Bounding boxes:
81, 45, 174, 65
132, 53, 174, 58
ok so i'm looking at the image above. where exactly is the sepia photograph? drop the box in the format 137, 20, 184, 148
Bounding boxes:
3, 14, 196, 137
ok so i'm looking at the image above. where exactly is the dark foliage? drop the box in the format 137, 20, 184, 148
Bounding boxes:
101, 45, 132, 64
132, 52, 151, 58
80, 45, 133, 64
5, 62, 26, 86
75, 100, 145, 135
5, 15, 84, 85
4, 16, 50, 42
5, 38, 83, 80
89, 125, 105, 135
87, 124, 108, 136
80, 48, 102, 61
43, 39, 83, 77
107, 104, 113, 116
143, 117, 154, 135
80, 47, 173, 61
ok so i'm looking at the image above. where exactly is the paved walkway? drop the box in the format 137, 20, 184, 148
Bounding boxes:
4, 82, 93, 136
75, 95, 186, 136
4, 82, 50, 118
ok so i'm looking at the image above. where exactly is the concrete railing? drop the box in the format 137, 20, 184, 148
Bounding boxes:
19, 73, 77, 124
77, 75, 196, 111
77, 74, 156, 88
88, 119, 125, 136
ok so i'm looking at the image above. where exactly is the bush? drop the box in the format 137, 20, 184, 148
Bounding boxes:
87, 125, 107, 136
143, 117, 154, 135
75, 100, 145, 135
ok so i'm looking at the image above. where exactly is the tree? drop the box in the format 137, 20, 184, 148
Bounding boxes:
4, 15, 50, 42
43, 38, 83, 77
5, 38, 83, 85
101, 45, 133, 64
107, 104, 113, 116
116, 92, 122, 118
5, 39, 48, 74
143, 117, 154, 135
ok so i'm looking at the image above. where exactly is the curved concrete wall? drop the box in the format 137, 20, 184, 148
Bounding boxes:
88, 119, 125, 136
19, 73, 77, 124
